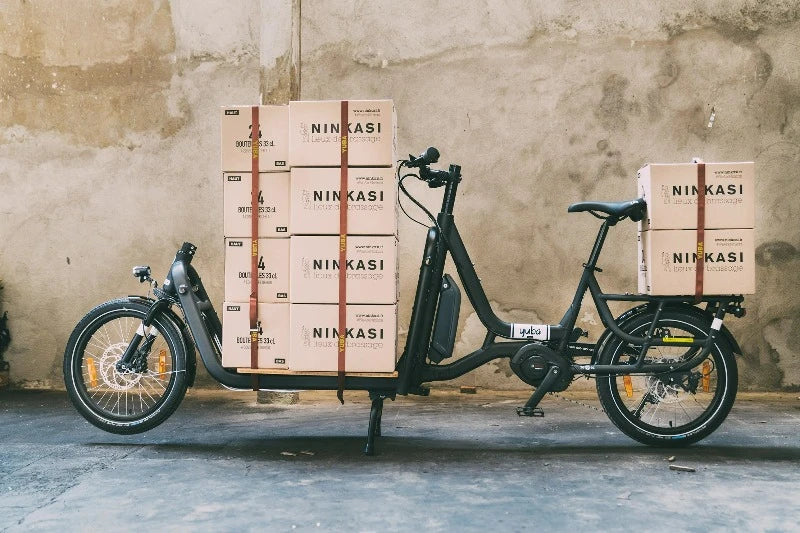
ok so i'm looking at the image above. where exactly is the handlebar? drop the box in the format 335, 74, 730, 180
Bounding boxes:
404, 147, 459, 188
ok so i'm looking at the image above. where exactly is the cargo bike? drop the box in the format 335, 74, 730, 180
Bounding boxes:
64, 148, 747, 455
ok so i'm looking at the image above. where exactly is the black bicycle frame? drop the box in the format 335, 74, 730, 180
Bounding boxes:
395, 165, 743, 395
158, 163, 741, 397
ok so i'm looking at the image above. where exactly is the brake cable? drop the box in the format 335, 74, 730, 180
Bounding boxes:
396, 161, 441, 230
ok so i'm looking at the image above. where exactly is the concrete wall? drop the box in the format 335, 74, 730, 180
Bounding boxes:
1, 1, 799, 390
0, 0, 274, 388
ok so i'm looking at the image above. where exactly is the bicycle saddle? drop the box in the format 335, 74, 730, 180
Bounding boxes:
567, 198, 647, 221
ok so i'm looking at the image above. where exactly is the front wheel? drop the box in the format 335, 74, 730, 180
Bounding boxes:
596, 309, 738, 447
63, 298, 188, 434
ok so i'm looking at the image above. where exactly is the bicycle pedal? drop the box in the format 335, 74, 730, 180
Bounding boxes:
516, 407, 544, 417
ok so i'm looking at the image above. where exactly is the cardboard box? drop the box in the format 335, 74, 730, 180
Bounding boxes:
290, 167, 397, 235
290, 304, 397, 372
224, 172, 290, 238
222, 302, 289, 368
288, 100, 396, 167
638, 162, 755, 230
224, 238, 290, 303
637, 229, 755, 295
220, 105, 289, 172
290, 236, 397, 304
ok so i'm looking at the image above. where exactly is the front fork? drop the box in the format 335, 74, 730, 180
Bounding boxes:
115, 267, 172, 373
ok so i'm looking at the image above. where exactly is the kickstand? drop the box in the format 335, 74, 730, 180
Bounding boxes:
364, 392, 393, 456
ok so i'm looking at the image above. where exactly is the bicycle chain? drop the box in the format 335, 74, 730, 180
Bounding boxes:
547, 391, 604, 412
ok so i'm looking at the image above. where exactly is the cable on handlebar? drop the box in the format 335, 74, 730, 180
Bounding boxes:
395, 157, 454, 252
396, 161, 438, 229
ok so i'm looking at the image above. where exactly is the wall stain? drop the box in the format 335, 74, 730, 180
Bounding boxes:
661, 4, 800, 40
674, 102, 711, 141
655, 51, 680, 88
595, 73, 640, 131
261, 51, 298, 104
756, 241, 798, 266
749, 78, 800, 136
0, 1, 182, 147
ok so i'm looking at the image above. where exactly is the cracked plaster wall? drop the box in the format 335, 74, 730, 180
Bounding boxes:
0, 0, 281, 388
301, 0, 800, 390
2, 1, 800, 391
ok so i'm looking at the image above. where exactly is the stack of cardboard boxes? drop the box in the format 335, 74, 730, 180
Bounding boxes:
637, 161, 756, 295
219, 100, 398, 374
288, 100, 398, 373
220, 105, 291, 369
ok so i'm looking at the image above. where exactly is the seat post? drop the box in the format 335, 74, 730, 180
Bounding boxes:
586, 219, 614, 270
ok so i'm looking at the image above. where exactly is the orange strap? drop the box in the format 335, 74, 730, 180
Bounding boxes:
250, 106, 260, 390
694, 163, 706, 303
337, 100, 349, 403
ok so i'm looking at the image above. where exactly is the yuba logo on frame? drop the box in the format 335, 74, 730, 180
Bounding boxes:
511, 324, 549, 340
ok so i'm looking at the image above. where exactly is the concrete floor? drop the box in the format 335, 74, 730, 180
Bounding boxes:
1, 389, 799, 532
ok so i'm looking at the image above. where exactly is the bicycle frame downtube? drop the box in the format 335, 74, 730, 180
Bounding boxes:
420, 341, 528, 381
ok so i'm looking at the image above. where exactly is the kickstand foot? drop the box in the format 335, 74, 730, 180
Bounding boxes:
364, 395, 385, 456
516, 406, 544, 417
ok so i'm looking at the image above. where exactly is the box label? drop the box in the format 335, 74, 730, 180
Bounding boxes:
220, 105, 289, 172
289, 100, 396, 167
225, 238, 290, 303
222, 303, 290, 368
290, 304, 397, 372
638, 162, 754, 230
290, 167, 397, 235
223, 172, 290, 238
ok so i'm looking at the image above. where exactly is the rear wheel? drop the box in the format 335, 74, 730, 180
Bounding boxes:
596, 309, 737, 447
63, 298, 188, 434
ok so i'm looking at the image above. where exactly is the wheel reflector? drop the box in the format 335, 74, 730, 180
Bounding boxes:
87, 358, 98, 388
701, 360, 711, 392
158, 349, 167, 379
623, 375, 633, 398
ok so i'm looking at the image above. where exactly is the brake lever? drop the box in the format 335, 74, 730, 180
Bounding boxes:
406, 154, 423, 168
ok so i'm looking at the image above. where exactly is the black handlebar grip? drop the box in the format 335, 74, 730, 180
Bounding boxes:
422, 147, 440, 164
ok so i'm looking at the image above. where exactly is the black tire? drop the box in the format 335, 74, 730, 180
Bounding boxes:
63, 298, 188, 434
596, 309, 737, 447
